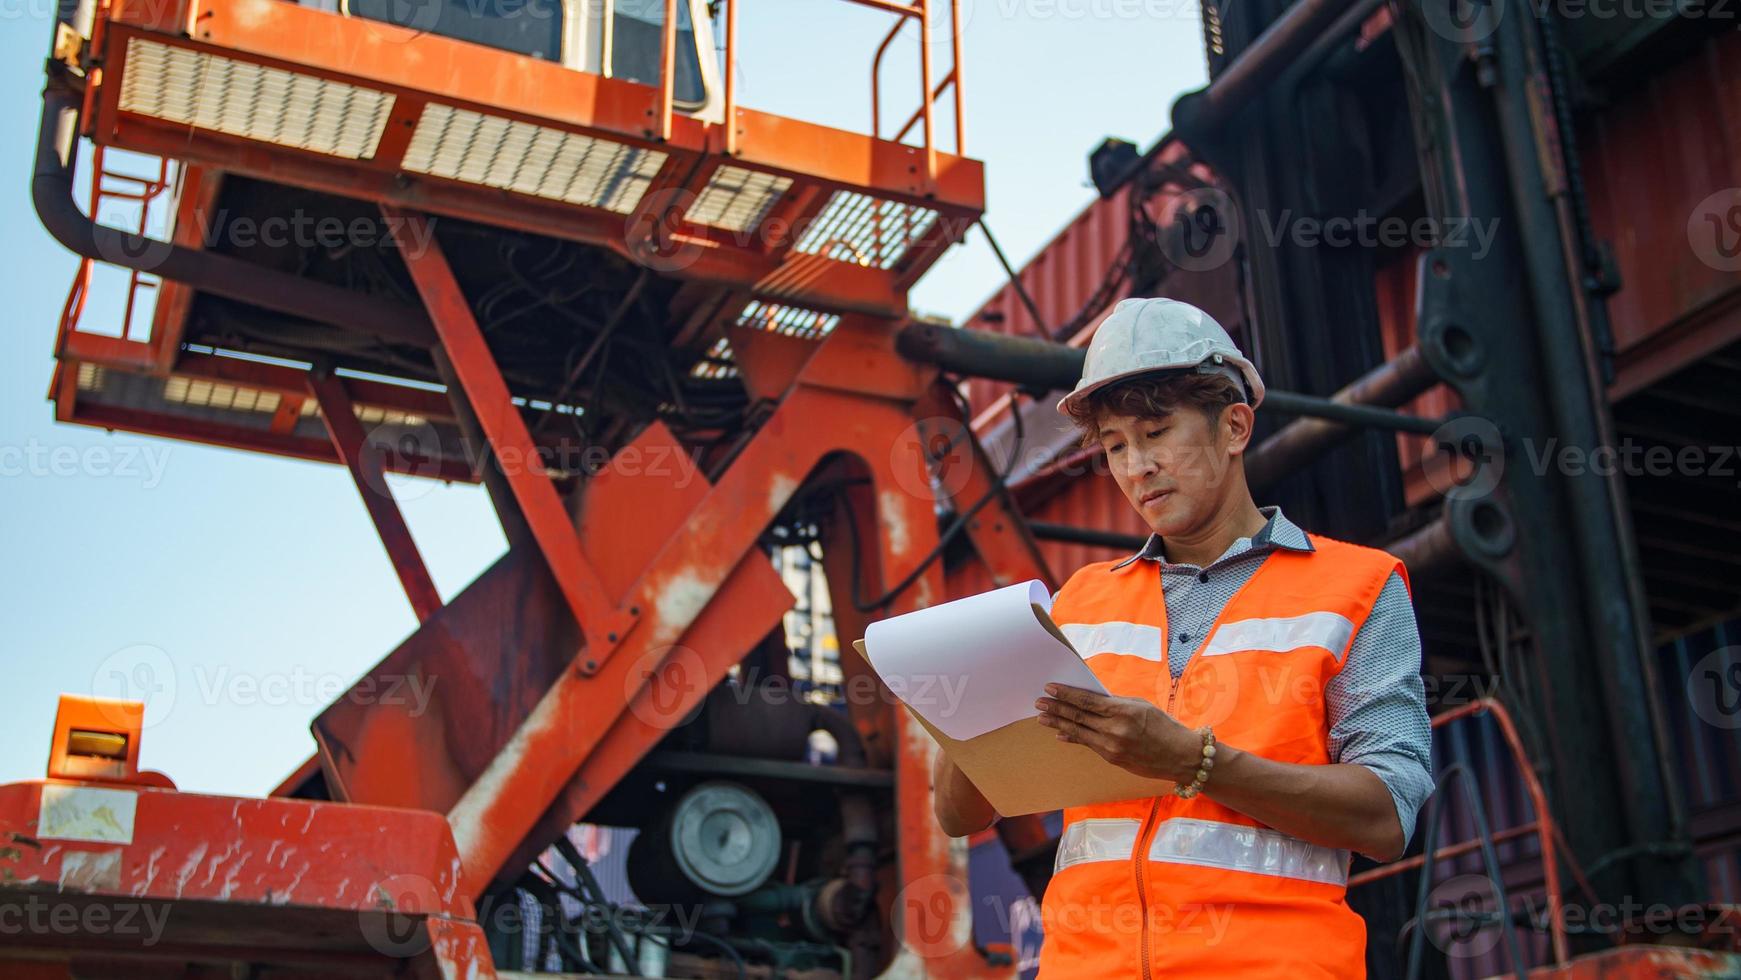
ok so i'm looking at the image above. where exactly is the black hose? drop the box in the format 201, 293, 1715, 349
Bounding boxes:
844, 383, 1026, 612
33, 83, 433, 348
1404, 761, 1529, 980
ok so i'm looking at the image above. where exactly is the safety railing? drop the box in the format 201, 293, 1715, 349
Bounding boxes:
1349, 697, 1580, 968
690, 0, 964, 183
57, 144, 174, 352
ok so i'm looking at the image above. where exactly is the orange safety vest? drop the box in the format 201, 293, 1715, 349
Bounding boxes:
1036, 532, 1406, 980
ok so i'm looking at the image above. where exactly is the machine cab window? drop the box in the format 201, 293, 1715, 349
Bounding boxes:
331, 0, 718, 114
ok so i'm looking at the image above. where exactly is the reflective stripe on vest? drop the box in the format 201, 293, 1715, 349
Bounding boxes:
1060, 621, 1164, 662
1200, 611, 1356, 660
1053, 816, 1349, 887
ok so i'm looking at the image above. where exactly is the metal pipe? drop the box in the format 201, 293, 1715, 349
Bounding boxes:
1261, 390, 1444, 435
658, 0, 677, 140
1418, 700, 1567, 965
917, 0, 936, 185
1170, 0, 1358, 139
870, 19, 905, 141
1486, 3, 1690, 875
1025, 521, 1147, 553
897, 319, 1082, 391
847, 0, 923, 18
897, 322, 1443, 436
893, 70, 957, 145
1246, 346, 1439, 490
33, 85, 434, 348
723, 0, 738, 155
1274, 0, 1388, 89
1384, 515, 1461, 581
948, 0, 964, 154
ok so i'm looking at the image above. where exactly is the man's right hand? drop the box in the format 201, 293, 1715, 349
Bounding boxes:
932, 751, 997, 837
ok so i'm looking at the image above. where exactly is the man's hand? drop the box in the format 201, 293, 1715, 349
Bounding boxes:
1035, 683, 1407, 862
932, 749, 997, 837
1035, 683, 1201, 783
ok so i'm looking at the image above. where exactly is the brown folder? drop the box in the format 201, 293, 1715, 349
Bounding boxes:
852, 638, 1174, 816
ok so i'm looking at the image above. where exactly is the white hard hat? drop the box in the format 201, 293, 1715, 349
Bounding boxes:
1056, 297, 1265, 415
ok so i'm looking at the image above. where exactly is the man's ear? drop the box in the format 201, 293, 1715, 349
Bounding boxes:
1222, 402, 1257, 455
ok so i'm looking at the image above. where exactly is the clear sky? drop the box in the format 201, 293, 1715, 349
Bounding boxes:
0, 1, 1207, 795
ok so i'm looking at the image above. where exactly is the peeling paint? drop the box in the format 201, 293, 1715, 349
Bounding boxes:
200, 840, 241, 887
450, 703, 547, 863
135, 845, 167, 896
174, 842, 208, 898
880, 490, 912, 557
768, 473, 799, 518
654, 567, 712, 637
58, 849, 121, 892
229, 0, 273, 30
281, 861, 309, 904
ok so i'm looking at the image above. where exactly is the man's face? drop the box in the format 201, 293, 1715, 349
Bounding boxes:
1097, 405, 1242, 536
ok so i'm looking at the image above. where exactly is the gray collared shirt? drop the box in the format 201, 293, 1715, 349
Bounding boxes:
1112, 505, 1434, 853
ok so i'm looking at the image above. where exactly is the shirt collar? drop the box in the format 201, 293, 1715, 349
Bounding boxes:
1111, 505, 1314, 571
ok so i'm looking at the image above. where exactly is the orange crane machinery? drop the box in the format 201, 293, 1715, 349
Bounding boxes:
14, 0, 1065, 975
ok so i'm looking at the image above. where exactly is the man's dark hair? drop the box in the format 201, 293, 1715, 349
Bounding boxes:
1064, 372, 1246, 449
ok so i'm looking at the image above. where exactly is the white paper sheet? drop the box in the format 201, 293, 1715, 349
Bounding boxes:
860, 579, 1109, 740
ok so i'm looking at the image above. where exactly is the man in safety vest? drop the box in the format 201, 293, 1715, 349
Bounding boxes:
932, 297, 1434, 978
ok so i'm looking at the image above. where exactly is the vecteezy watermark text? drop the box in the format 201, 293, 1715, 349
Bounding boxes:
0, 441, 171, 488
193, 209, 439, 257
1253, 210, 1500, 260
0, 896, 170, 946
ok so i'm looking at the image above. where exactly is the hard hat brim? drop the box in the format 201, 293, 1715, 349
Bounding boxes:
1055, 364, 1265, 416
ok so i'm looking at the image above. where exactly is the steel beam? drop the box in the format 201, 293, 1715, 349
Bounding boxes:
1246, 346, 1439, 490
1393, 0, 1698, 909
382, 205, 631, 662
307, 370, 444, 624
1170, 0, 1362, 138
897, 320, 1443, 437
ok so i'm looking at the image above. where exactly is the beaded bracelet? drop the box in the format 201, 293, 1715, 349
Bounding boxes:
1173, 727, 1218, 799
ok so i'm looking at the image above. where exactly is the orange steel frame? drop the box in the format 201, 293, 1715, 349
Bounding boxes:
29, 8, 1741, 972
26, 2, 1058, 975
79, 0, 980, 330
1, 701, 495, 978
168, 214, 1051, 973
388, 203, 1054, 921
51, 0, 983, 472
50, 347, 479, 483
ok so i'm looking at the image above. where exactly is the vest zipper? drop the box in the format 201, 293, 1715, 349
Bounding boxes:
1146, 563, 1212, 979
1139, 544, 1296, 975
1134, 795, 1161, 980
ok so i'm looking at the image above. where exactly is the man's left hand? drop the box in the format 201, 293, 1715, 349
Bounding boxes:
1035, 684, 1200, 783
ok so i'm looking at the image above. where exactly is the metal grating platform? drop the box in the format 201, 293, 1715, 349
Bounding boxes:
120, 37, 394, 160
792, 190, 940, 270
402, 103, 667, 214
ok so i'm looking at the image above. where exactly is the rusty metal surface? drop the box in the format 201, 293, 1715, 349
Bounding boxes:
1520, 946, 1741, 979
1584, 29, 1741, 397
946, 472, 1144, 602
0, 778, 495, 977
